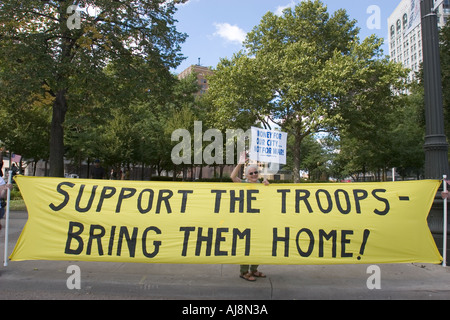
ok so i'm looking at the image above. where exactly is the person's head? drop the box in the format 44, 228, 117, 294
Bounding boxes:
245, 165, 259, 183
94, 159, 101, 167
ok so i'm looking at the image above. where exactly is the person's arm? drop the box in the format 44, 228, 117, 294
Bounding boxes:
231, 151, 249, 183
0, 184, 13, 197
231, 164, 243, 183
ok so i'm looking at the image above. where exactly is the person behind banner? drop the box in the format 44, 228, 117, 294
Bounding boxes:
91, 159, 105, 179
230, 158, 269, 282
11, 163, 19, 177
0, 175, 13, 230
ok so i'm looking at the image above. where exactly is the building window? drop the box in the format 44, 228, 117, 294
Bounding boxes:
397, 19, 402, 32
391, 25, 395, 38
403, 13, 408, 29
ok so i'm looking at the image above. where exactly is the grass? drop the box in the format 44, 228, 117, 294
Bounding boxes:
3, 185, 27, 211
9, 199, 27, 211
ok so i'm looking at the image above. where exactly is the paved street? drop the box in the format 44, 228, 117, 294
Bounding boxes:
1, 211, 449, 300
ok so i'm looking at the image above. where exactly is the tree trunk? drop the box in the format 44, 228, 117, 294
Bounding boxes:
49, 4, 74, 177
292, 133, 302, 183
49, 89, 68, 177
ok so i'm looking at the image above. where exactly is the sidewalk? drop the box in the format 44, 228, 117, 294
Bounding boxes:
1, 211, 449, 300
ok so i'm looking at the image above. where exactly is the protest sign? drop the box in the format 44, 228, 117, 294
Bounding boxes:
10, 176, 442, 265
250, 127, 288, 164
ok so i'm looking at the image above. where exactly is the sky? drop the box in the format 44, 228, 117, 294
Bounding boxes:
172, 0, 401, 74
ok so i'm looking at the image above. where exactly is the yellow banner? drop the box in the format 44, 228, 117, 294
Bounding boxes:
10, 176, 443, 265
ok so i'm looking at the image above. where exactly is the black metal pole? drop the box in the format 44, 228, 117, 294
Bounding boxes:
421, 0, 449, 265
421, 0, 449, 179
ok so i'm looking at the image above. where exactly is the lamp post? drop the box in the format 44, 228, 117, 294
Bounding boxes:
421, 0, 449, 265
421, 0, 449, 179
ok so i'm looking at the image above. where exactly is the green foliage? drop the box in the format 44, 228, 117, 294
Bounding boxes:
205, 0, 409, 182
1, 1, 443, 182
0, 0, 187, 176
441, 21, 450, 145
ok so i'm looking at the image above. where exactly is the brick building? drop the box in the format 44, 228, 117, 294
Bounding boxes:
178, 64, 214, 98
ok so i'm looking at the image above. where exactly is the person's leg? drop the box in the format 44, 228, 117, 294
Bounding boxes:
0, 207, 4, 230
250, 265, 266, 278
240, 265, 256, 281
240, 265, 249, 274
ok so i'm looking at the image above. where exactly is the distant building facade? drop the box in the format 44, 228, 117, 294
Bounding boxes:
388, 0, 450, 81
178, 64, 214, 98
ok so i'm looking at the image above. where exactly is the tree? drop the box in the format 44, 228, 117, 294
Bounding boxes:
206, 0, 408, 182
299, 135, 333, 181
203, 53, 273, 132
440, 21, 450, 146
0, 0, 187, 176
0, 63, 52, 167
